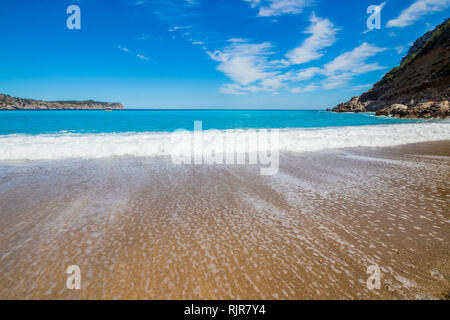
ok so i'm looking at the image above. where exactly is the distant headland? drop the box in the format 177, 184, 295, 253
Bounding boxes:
0, 94, 124, 110
329, 18, 449, 119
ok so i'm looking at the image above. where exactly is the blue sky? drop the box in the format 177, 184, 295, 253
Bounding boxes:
0, 0, 449, 109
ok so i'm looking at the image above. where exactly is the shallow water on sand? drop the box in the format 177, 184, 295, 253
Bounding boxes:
0, 142, 449, 299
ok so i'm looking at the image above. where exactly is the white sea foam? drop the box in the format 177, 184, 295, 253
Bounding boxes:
0, 122, 449, 161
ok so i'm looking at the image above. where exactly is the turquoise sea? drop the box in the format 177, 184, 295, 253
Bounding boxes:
0, 109, 418, 135
0, 110, 449, 161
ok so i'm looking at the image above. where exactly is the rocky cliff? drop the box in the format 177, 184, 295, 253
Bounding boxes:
0, 94, 125, 110
330, 18, 450, 119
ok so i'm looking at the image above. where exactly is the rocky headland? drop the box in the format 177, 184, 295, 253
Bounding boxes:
0, 94, 124, 110
329, 19, 450, 119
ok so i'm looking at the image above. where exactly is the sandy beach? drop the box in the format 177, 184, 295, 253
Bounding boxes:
0, 141, 449, 300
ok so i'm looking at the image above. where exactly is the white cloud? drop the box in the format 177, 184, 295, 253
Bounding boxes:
286, 13, 338, 65
219, 83, 272, 95
294, 67, 321, 81
323, 43, 386, 76
207, 42, 276, 85
218, 70, 294, 95
244, 0, 261, 7
260, 72, 293, 89
169, 25, 192, 32
219, 84, 248, 95
244, 0, 310, 17
288, 43, 387, 91
136, 54, 150, 61
387, 0, 450, 28
289, 87, 302, 93
117, 45, 150, 62
290, 83, 320, 93
117, 45, 130, 53
207, 10, 386, 95
320, 43, 387, 89
227, 38, 249, 43
207, 41, 297, 94
394, 46, 406, 54
322, 73, 354, 90
210, 40, 387, 94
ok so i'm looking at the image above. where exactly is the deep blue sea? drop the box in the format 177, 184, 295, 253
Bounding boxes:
0, 109, 419, 135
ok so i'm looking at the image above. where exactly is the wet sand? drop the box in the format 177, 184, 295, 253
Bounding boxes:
0, 141, 449, 300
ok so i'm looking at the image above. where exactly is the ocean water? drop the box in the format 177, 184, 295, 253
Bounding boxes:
0, 110, 421, 134
0, 110, 449, 161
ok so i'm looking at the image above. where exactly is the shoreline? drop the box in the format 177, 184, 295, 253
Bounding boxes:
0, 121, 448, 161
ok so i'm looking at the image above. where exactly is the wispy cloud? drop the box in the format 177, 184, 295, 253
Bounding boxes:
136, 54, 150, 61
205, 14, 339, 95
290, 83, 320, 93
227, 38, 249, 43
320, 42, 387, 89
135, 33, 151, 40
322, 43, 386, 76
129, 0, 199, 25
169, 25, 192, 32
117, 45, 130, 53
321, 73, 354, 90
394, 45, 406, 54
294, 67, 321, 81
220, 83, 257, 95
244, 0, 311, 17
286, 13, 338, 65
117, 45, 150, 62
204, 9, 387, 95
209, 41, 386, 94
207, 41, 276, 86
387, 0, 450, 28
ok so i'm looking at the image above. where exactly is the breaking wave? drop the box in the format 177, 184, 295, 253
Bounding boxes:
0, 122, 449, 161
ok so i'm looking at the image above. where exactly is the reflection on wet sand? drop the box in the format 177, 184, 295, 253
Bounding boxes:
0, 141, 449, 299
